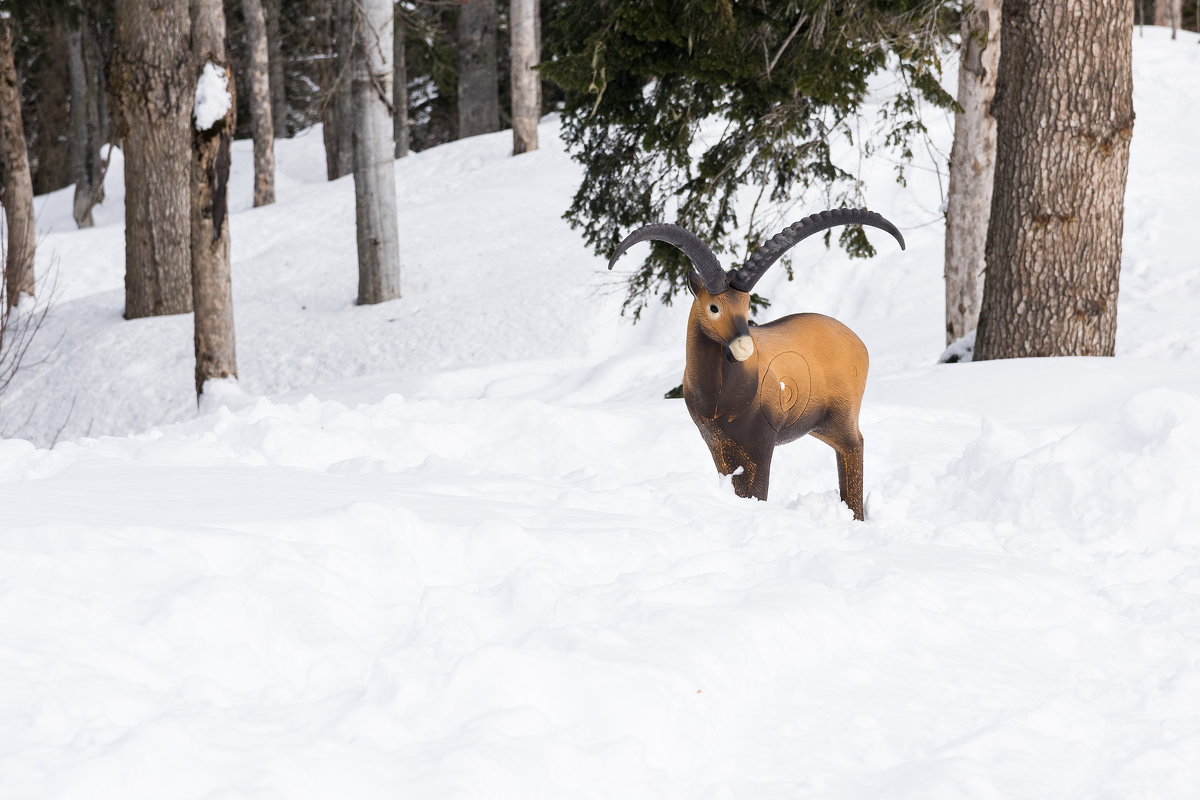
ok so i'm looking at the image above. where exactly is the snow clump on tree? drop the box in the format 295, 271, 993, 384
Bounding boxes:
194, 62, 231, 131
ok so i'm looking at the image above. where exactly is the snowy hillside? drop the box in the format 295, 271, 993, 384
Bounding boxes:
1, 28, 1199, 799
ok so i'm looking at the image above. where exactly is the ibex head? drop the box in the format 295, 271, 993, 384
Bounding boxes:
607, 208, 906, 520
687, 274, 755, 362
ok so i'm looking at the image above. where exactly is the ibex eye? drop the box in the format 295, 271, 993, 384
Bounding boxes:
709, 304, 720, 315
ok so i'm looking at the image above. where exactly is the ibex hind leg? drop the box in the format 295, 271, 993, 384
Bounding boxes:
815, 426, 865, 521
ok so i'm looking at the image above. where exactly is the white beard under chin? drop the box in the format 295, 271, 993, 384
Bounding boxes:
728, 336, 754, 361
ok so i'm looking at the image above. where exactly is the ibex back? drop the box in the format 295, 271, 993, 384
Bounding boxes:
609, 209, 905, 520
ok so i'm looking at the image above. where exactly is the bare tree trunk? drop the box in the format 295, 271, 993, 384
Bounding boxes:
1154, 0, 1182, 35
67, 8, 108, 229
975, 0, 1134, 360
30, 22, 72, 195
510, 0, 539, 155
351, 0, 401, 304
944, 0, 1001, 345
313, 0, 348, 179
456, 0, 499, 138
111, 0, 194, 319
393, 2, 409, 158
241, 0, 276, 206
0, 16, 35, 306
191, 0, 238, 399
328, 0, 355, 179
265, 0, 289, 137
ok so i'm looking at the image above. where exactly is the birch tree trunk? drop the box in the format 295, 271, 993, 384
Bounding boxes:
67, 9, 108, 229
975, 0, 1134, 360
111, 0, 194, 319
191, 0, 238, 399
0, 15, 35, 306
510, 0, 539, 155
393, 2, 409, 158
456, 0, 499, 138
351, 0, 401, 304
241, 0, 276, 206
943, 0, 1000, 344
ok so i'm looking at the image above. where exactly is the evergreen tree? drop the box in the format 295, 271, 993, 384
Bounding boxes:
542, 0, 956, 317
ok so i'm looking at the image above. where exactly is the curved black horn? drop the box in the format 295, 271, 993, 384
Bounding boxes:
608, 223, 728, 295
727, 208, 906, 292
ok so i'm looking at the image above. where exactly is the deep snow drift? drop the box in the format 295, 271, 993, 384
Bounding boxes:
1, 28, 1198, 800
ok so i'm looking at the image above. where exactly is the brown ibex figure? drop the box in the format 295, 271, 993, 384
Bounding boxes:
608, 209, 905, 520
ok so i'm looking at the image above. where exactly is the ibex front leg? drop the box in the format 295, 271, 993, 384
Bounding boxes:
698, 420, 775, 501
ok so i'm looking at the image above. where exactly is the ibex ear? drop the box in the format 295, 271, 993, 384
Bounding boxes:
686, 270, 704, 298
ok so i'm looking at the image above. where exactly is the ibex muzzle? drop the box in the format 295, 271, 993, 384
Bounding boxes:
609, 209, 905, 520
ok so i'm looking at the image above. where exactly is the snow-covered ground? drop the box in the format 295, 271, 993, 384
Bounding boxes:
2, 27, 1198, 799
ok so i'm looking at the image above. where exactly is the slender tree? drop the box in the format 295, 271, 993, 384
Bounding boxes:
191, 0, 238, 399
1154, 0, 1181, 36
313, 0, 348, 178
393, 1, 409, 158
111, 0, 194, 318
944, 0, 1001, 344
328, 0, 355, 178
975, 0, 1135, 359
241, 0, 276, 205
509, 0, 539, 154
0, 9, 35, 306
30, 16, 72, 195
66, 2, 109, 228
265, 0, 288, 137
456, 0, 498, 138
350, 0, 400, 304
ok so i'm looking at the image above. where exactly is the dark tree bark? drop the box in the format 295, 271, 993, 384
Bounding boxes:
0, 15, 36, 306
944, 0, 1001, 344
111, 0, 194, 319
265, 0, 289, 137
313, 0, 349, 179
975, 0, 1135, 360
241, 0, 276, 206
351, 0, 400, 304
393, 1, 409, 158
29, 21, 72, 195
455, 0, 499, 138
67, 5, 109, 229
509, 0, 539, 154
326, 0, 355, 179
191, 0, 238, 399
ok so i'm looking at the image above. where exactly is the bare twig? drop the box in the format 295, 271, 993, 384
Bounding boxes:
767, 13, 808, 79
0, 233, 58, 435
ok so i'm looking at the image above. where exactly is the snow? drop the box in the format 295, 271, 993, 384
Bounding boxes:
2, 27, 1200, 799
193, 61, 231, 131
939, 330, 975, 363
